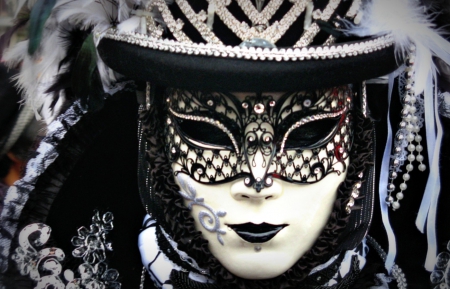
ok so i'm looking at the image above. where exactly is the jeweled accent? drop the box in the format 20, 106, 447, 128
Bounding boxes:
346, 181, 361, 214
12, 211, 121, 289
253, 103, 265, 114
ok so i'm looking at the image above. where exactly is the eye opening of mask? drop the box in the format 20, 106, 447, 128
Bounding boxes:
281, 115, 344, 150
170, 111, 241, 152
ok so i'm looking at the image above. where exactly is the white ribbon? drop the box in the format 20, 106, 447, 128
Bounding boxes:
378, 66, 404, 272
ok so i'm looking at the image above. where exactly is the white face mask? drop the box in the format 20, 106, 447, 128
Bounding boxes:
167, 87, 353, 279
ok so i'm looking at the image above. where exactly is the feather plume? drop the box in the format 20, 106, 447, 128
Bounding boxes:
28, 0, 57, 55
0, 18, 29, 60
1, 0, 139, 123
343, 0, 450, 94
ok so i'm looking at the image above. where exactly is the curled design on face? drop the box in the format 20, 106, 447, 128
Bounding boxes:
165, 87, 352, 191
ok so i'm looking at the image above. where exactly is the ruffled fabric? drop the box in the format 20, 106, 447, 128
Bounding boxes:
140, 94, 375, 288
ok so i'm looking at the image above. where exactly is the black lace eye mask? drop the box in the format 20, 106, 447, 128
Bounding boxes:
165, 87, 353, 191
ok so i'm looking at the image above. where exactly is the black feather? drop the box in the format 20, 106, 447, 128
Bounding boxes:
71, 33, 105, 111
58, 27, 90, 71
28, 0, 57, 55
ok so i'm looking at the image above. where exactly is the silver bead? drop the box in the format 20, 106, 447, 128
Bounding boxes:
269, 100, 276, 107
207, 100, 214, 106
388, 183, 395, 192
244, 177, 251, 185
303, 99, 312, 107
390, 171, 398, 179
386, 196, 394, 203
242, 102, 249, 109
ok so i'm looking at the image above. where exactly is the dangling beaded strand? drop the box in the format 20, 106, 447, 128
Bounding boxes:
386, 46, 426, 210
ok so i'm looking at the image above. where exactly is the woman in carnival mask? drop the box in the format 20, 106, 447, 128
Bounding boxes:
0, 0, 450, 288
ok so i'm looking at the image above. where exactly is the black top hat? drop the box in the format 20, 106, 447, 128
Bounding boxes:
98, 0, 399, 92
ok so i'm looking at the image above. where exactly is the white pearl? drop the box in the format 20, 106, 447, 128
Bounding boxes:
419, 164, 427, 171
408, 144, 416, 152
413, 125, 420, 133
406, 124, 414, 131
412, 116, 418, 122
415, 135, 422, 142
416, 145, 423, 152
408, 154, 416, 162
406, 164, 414, 171
410, 96, 416, 103
407, 134, 415, 142
404, 95, 411, 102
404, 115, 412, 122
416, 154, 424, 162
400, 183, 407, 190
396, 192, 404, 200
403, 173, 410, 181
392, 201, 400, 210
409, 106, 417, 113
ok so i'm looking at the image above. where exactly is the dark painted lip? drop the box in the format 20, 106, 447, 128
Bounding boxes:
227, 223, 288, 243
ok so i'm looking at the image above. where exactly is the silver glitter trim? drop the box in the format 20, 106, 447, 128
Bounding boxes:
279, 107, 347, 154
177, 175, 227, 245
361, 80, 368, 118
169, 107, 240, 154
104, 29, 395, 62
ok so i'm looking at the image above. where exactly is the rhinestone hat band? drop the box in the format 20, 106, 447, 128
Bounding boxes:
103, 30, 394, 62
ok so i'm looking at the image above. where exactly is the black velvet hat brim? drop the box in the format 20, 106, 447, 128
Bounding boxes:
98, 38, 399, 92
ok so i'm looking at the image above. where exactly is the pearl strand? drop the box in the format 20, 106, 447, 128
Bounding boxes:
386, 47, 426, 210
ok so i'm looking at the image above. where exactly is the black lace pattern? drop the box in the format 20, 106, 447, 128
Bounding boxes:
165, 87, 352, 191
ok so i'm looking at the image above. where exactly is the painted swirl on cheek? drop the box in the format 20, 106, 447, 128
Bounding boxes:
176, 174, 227, 245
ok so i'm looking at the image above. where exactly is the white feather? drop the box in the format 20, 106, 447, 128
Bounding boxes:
117, 16, 142, 33
344, 0, 450, 94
